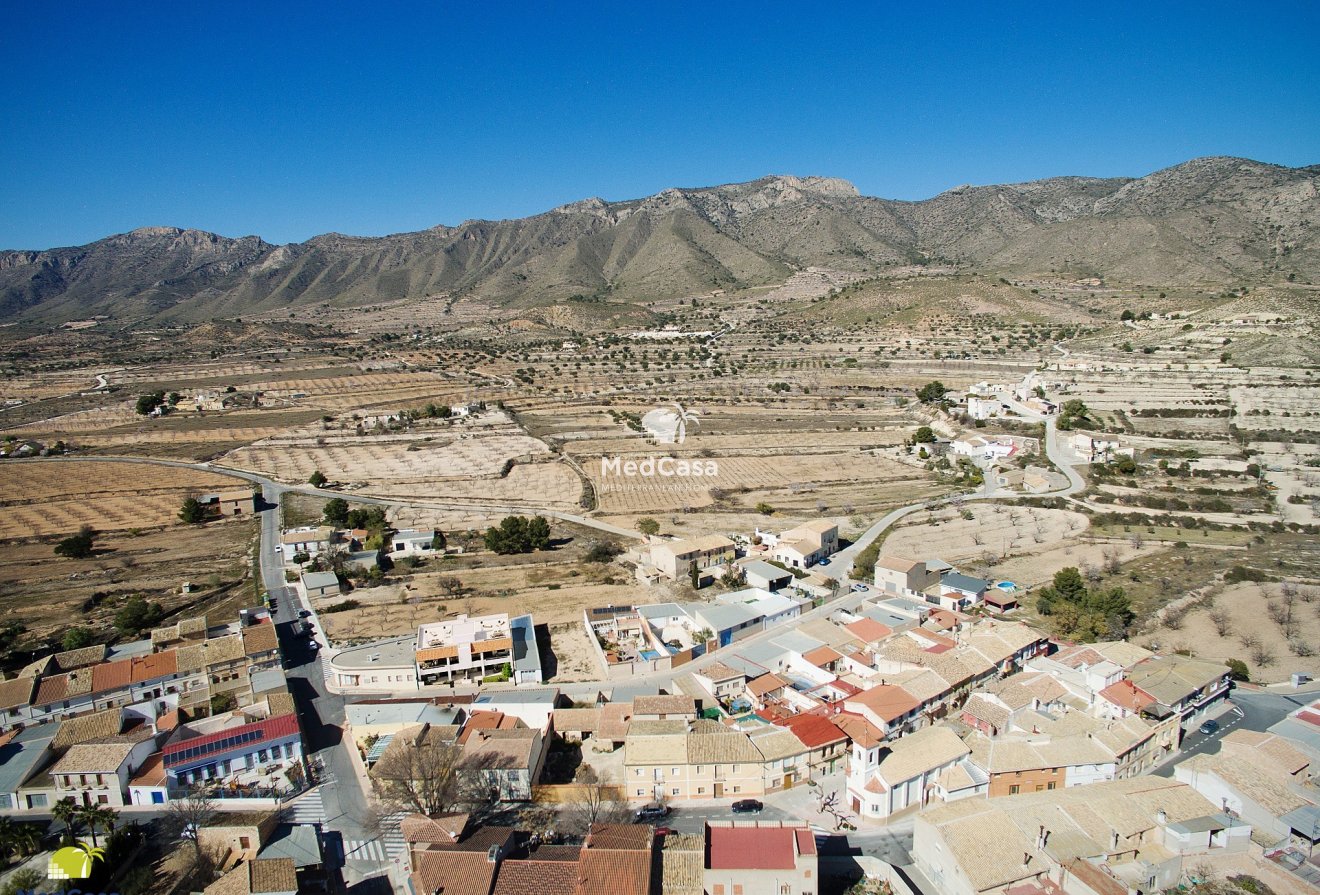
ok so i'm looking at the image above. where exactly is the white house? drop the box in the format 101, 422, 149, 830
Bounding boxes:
950, 436, 1015, 460
768, 520, 839, 569
849, 725, 981, 819
389, 529, 437, 555
281, 527, 334, 556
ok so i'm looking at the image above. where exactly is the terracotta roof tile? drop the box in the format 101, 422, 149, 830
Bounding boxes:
775, 712, 847, 749
131, 650, 178, 682
846, 683, 921, 722
33, 674, 69, 706
707, 824, 806, 870
493, 860, 580, 895
845, 618, 893, 644
243, 623, 279, 657
91, 659, 133, 694
0, 676, 35, 711
51, 708, 123, 750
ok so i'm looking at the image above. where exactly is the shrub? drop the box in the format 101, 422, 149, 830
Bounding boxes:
323, 599, 360, 613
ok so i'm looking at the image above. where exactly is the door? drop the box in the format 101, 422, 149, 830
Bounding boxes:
714, 783, 724, 798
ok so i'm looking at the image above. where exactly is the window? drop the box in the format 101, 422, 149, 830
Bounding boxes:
732, 764, 739, 772
151, 792, 164, 804
713, 887, 724, 895
697, 787, 705, 794
671, 767, 679, 775
733, 786, 740, 793
672, 788, 679, 796
240, 837, 251, 849
635, 768, 642, 776
1047, 782, 1056, 791
637, 788, 646, 796
97, 795, 108, 804
734, 886, 743, 895
1009, 785, 1020, 794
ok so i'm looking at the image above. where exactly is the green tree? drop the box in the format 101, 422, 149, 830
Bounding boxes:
77, 803, 118, 848
430, 530, 447, 550
637, 517, 660, 536
0, 868, 43, 895
913, 426, 937, 444
915, 381, 947, 403
483, 516, 552, 554
1120, 309, 1134, 321
755, 502, 775, 515
55, 524, 96, 559
51, 797, 81, 845
114, 596, 164, 636
178, 497, 206, 524
209, 692, 237, 715
61, 628, 94, 651
308, 470, 327, 487
689, 563, 700, 589
135, 391, 166, 415
322, 498, 350, 526
1225, 658, 1249, 682
586, 542, 622, 563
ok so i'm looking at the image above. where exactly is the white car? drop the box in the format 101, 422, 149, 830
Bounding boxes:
274, 544, 283, 552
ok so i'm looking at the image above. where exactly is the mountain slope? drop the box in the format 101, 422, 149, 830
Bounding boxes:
2, 158, 1316, 323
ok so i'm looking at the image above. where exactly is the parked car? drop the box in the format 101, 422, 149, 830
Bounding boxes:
635, 804, 670, 822
299, 609, 312, 618
653, 827, 674, 837
851, 583, 868, 593
1198, 719, 1220, 735
731, 799, 763, 814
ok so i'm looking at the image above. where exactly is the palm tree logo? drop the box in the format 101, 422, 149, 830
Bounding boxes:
640, 402, 700, 444
47, 840, 105, 880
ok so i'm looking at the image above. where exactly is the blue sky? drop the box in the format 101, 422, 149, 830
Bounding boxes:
2, 1, 1318, 249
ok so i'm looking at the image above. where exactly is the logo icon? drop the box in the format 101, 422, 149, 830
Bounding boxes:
640, 403, 700, 444
48, 841, 104, 880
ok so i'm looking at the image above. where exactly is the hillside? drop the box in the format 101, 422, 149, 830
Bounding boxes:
1, 158, 1317, 324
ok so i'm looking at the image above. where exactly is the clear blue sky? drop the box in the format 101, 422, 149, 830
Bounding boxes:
3, 1, 1318, 249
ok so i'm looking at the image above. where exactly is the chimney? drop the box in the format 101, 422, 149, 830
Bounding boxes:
1022, 852, 1032, 869
1157, 808, 1167, 825
486, 844, 500, 864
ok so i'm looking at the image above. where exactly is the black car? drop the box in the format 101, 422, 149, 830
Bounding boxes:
635, 804, 670, 822
1198, 719, 1220, 735
731, 799, 763, 814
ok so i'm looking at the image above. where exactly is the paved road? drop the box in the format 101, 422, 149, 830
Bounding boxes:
1153, 688, 1308, 777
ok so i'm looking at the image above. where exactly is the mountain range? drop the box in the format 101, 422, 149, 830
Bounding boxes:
2, 156, 1316, 324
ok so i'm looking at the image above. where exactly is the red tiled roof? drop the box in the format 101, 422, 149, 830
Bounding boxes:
845, 619, 892, 643
33, 674, 68, 705
91, 658, 133, 694
131, 752, 167, 786
847, 684, 921, 722
747, 673, 788, 697
131, 650, 178, 682
412, 850, 497, 895
574, 850, 649, 895
795, 827, 816, 856
801, 645, 843, 668
163, 713, 299, 766
1098, 679, 1156, 712
1296, 710, 1320, 728
457, 711, 520, 743
707, 825, 800, 870
776, 712, 847, 749
832, 711, 885, 748
492, 859, 580, 895
827, 679, 863, 697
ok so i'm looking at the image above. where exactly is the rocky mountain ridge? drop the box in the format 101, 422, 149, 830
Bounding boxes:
2, 157, 1316, 323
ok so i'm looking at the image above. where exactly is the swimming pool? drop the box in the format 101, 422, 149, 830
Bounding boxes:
996, 581, 1017, 591
639, 649, 662, 661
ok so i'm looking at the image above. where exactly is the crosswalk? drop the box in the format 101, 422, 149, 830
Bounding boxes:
342, 812, 406, 865
285, 787, 326, 825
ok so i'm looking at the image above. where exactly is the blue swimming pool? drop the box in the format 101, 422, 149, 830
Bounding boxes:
996, 581, 1017, 591
640, 649, 662, 661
